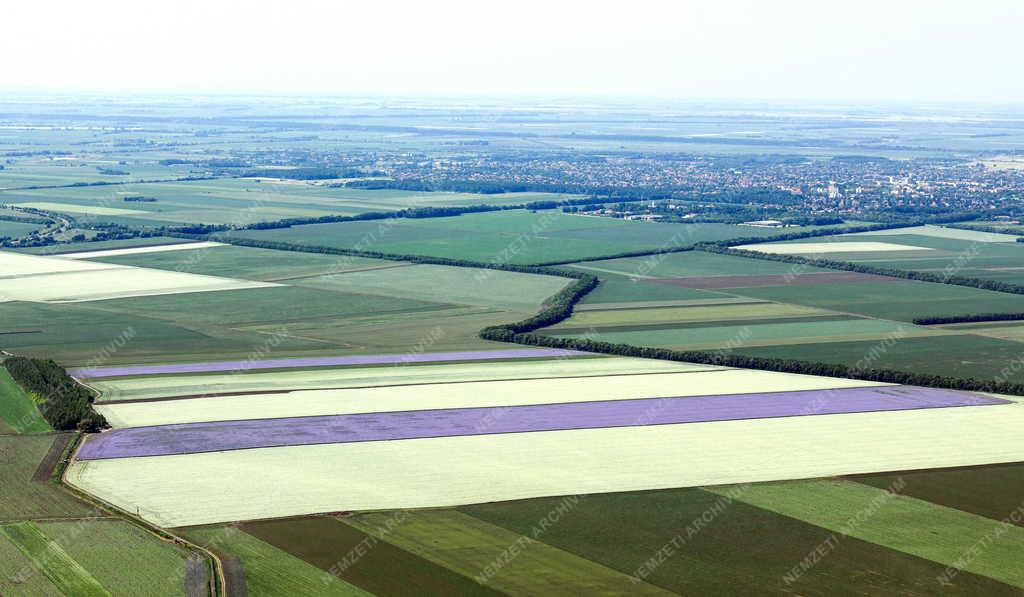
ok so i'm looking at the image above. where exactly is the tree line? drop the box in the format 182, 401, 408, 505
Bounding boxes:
241, 167, 385, 180
197, 236, 596, 279
701, 244, 1024, 296
476, 269, 1024, 396
913, 313, 1024, 325
169, 197, 629, 235
496, 333, 1024, 396
4, 357, 107, 431
945, 223, 1024, 237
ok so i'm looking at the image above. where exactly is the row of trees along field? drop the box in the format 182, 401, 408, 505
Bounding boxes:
702, 244, 1024, 296
3, 357, 107, 431
479, 268, 1024, 397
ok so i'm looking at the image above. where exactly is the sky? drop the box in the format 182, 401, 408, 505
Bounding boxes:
4, 0, 1023, 103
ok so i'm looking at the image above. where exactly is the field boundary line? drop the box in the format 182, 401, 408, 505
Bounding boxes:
58, 433, 227, 597
93, 368, 734, 404
180, 235, 1024, 395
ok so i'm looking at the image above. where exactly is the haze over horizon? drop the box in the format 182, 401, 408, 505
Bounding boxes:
5, 0, 1023, 104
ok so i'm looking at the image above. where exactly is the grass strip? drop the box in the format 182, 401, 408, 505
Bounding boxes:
0, 521, 110, 596
0, 365, 51, 433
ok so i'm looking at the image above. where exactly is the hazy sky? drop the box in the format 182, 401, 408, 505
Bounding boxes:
4, 0, 1022, 102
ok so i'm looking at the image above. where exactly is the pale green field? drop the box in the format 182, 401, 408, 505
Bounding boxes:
0, 249, 277, 303
91, 356, 697, 402
63, 241, 225, 259
0, 267, 277, 303
85, 244, 393, 282
4, 178, 573, 225
66, 399, 1024, 527
963, 323, 1024, 342
851, 224, 1020, 243
713, 479, 1024, 588
550, 318, 940, 351
0, 220, 42, 239
15, 237, 197, 255
96, 368, 881, 428
737, 241, 933, 255
296, 263, 570, 310
10, 202, 147, 216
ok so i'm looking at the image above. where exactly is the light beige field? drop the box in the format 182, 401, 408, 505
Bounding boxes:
90, 356, 709, 401
0, 268, 277, 303
0, 250, 277, 303
67, 399, 1024, 527
977, 157, 1024, 171
0, 250, 113, 276
10, 202, 146, 216
736, 241, 933, 254
851, 224, 1019, 243
95, 368, 886, 428
62, 241, 224, 259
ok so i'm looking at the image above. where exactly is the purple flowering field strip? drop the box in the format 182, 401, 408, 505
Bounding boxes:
77, 386, 1005, 460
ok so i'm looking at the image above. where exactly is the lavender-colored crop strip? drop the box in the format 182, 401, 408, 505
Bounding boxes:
77, 386, 1007, 460
70, 349, 589, 379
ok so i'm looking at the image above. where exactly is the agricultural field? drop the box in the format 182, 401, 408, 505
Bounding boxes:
90, 368, 888, 428
83, 243, 395, 281
0, 367, 212, 596
294, 263, 570, 310
0, 164, 154, 191
571, 246, 1024, 324
1, 177, 574, 225
555, 249, 1024, 384
955, 220, 1024, 234
0, 219, 43, 239
7, 201, 148, 217
86, 355, 683, 402
0, 434, 93, 520
737, 240, 935, 255
0, 519, 202, 597
549, 317, 937, 351
80, 386, 999, 459
60, 241, 226, 259
0, 364, 50, 433
0, 245, 568, 366
66, 376, 1022, 527
234, 210, 826, 265
733, 334, 1024, 384
852, 462, 1024, 526
14, 236, 204, 255
184, 526, 369, 597
0, 249, 277, 303
34, 520, 202, 597
742, 225, 1024, 286
461, 486, 1019, 595
720, 479, 1024, 588
7, 99, 1024, 595
178, 482, 1023, 596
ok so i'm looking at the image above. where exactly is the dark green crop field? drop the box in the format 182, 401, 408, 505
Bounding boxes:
852, 462, 1024, 527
